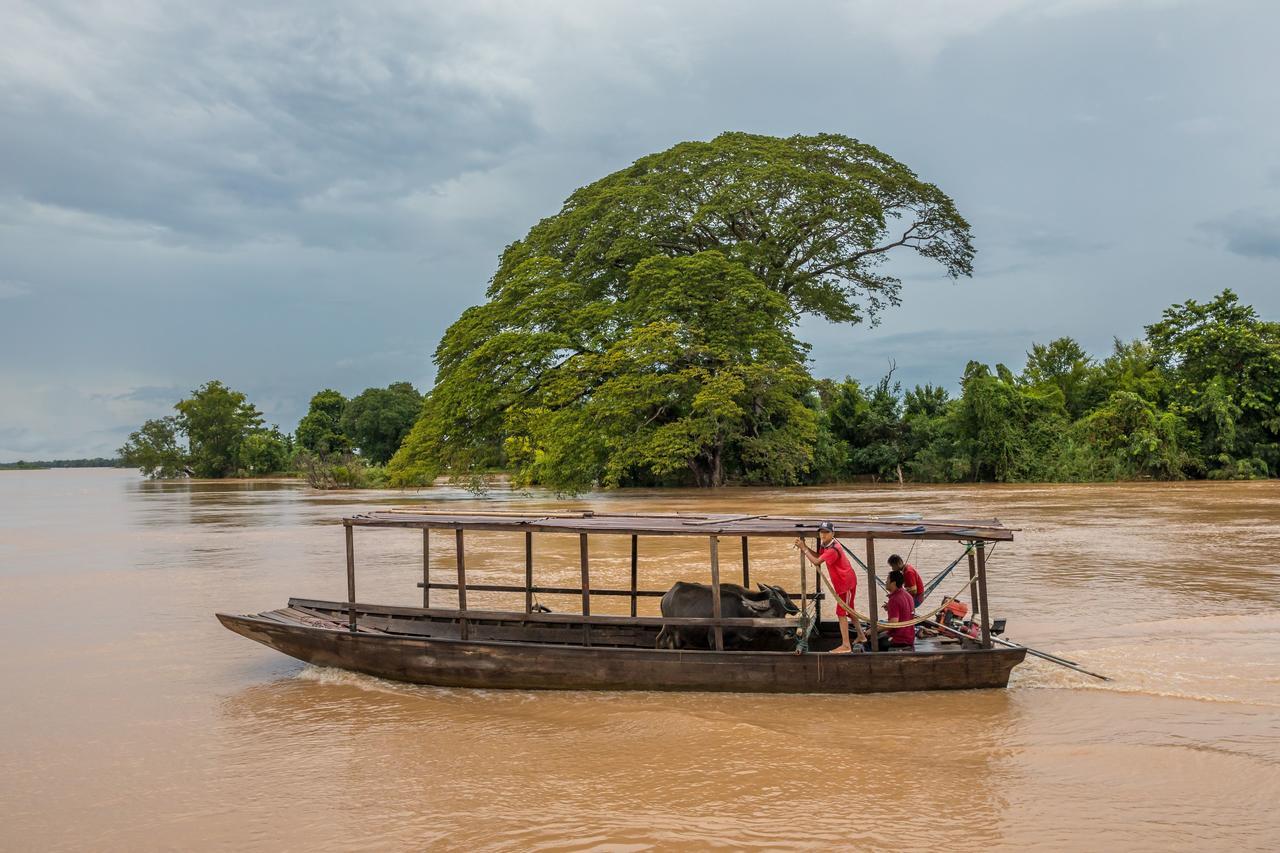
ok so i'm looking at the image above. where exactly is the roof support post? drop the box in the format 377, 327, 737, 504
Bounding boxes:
865, 537, 879, 652
455, 528, 468, 640
345, 522, 357, 633
579, 533, 591, 646
709, 535, 724, 651
976, 541, 992, 649
422, 529, 430, 609
798, 535, 807, 651
813, 535, 822, 626
741, 536, 750, 587
967, 547, 979, 634
630, 534, 638, 618
524, 531, 533, 615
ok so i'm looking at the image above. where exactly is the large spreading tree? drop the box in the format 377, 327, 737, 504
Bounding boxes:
391, 131, 973, 489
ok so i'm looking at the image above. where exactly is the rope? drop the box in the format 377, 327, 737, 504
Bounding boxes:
920, 543, 975, 599
840, 539, 987, 604
793, 593, 817, 653
817, 566, 979, 629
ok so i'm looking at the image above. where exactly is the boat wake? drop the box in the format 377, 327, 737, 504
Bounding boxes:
1010, 612, 1280, 708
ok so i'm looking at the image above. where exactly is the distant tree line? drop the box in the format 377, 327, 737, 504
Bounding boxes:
119, 380, 422, 486
0, 457, 126, 470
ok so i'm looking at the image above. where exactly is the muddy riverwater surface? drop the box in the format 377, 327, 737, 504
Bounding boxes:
1, 470, 1277, 850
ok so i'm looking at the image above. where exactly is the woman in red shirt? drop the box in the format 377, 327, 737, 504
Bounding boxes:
794, 521, 868, 654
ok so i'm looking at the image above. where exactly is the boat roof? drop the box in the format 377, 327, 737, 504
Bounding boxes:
345, 509, 1015, 541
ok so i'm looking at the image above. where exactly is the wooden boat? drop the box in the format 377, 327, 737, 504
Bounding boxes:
218, 510, 1026, 694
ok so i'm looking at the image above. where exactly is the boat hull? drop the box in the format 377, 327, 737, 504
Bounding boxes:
217, 612, 1026, 694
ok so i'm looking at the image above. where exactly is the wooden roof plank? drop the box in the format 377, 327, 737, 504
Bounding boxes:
342, 510, 1016, 541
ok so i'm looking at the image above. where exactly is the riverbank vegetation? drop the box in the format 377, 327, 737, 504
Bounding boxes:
119, 133, 1280, 488
119, 381, 421, 485
388, 131, 1280, 489
0, 457, 125, 470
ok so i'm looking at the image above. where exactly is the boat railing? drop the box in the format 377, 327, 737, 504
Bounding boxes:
296, 598, 796, 630
339, 511, 1005, 651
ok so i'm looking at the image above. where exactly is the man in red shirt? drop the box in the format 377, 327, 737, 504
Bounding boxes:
888, 553, 925, 608
794, 521, 867, 654
876, 569, 917, 651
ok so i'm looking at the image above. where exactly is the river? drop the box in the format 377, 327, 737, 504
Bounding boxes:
1, 469, 1277, 850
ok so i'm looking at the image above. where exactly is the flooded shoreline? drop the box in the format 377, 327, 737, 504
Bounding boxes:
2, 470, 1277, 850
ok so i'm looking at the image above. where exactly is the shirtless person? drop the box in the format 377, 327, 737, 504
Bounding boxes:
794, 521, 868, 654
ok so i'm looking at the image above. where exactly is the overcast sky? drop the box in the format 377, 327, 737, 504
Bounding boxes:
2, 0, 1277, 461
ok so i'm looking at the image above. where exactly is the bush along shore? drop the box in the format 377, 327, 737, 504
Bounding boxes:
119, 382, 420, 488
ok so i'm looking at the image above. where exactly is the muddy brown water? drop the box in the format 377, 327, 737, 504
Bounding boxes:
1, 469, 1277, 851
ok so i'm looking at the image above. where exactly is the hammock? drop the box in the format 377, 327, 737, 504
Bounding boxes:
837, 539, 976, 603
817, 565, 979, 629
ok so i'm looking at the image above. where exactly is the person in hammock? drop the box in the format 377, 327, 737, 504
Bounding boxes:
888, 553, 925, 608
794, 521, 867, 654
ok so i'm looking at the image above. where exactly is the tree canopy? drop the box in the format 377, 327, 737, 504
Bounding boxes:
120, 380, 277, 479
175, 381, 264, 478
340, 382, 423, 465
395, 251, 815, 489
480, 131, 972, 328
393, 131, 971, 489
295, 389, 351, 456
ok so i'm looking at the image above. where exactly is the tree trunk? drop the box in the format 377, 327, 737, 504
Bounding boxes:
688, 443, 726, 487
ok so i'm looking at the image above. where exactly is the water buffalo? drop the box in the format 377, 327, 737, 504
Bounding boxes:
654, 582, 799, 650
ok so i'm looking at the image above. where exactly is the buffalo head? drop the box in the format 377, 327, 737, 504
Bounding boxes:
740, 583, 799, 616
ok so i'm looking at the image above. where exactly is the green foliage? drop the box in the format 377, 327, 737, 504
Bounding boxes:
240, 427, 293, 475
952, 362, 1070, 481
393, 251, 816, 490
1096, 338, 1166, 402
174, 381, 263, 478
1146, 289, 1280, 476
295, 389, 351, 455
118, 416, 189, 479
1021, 337, 1099, 419
340, 382, 422, 465
811, 373, 908, 481
293, 449, 388, 489
487, 131, 972, 328
1071, 392, 1190, 479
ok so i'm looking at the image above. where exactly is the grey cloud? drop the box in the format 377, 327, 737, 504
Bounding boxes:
1199, 211, 1280, 260
3, 0, 1280, 460
1, 2, 543, 250
94, 385, 188, 404
0, 279, 32, 298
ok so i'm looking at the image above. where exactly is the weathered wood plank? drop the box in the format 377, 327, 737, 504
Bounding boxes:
866, 537, 878, 652
630, 534, 639, 618
455, 527, 468, 641
343, 511, 1017, 542
422, 528, 430, 609
579, 532, 591, 646
345, 523, 356, 633
417, 582, 666, 598
287, 597, 800, 629
218, 611, 1029, 694
976, 541, 992, 649
524, 530, 533, 615
709, 536, 723, 651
